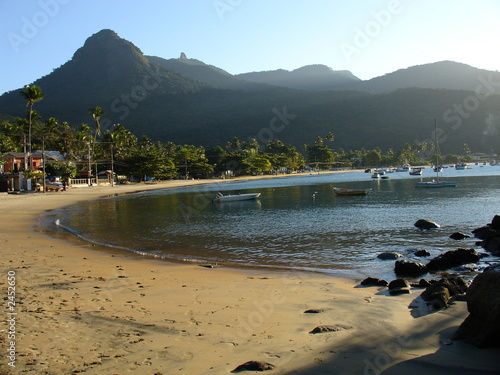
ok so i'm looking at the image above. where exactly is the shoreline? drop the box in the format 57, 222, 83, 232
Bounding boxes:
1, 177, 499, 374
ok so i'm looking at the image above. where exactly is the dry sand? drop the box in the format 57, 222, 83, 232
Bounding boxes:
1, 178, 499, 375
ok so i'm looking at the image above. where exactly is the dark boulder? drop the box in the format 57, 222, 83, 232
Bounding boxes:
426, 248, 480, 271
394, 259, 428, 276
304, 309, 323, 314
309, 324, 350, 334
388, 278, 411, 295
452, 265, 500, 348
411, 279, 431, 288
472, 225, 497, 240
482, 236, 500, 253
414, 219, 440, 230
489, 215, 500, 230
360, 277, 388, 287
449, 232, 471, 240
421, 276, 468, 310
471, 215, 500, 252
414, 249, 431, 257
377, 252, 403, 260
232, 361, 275, 372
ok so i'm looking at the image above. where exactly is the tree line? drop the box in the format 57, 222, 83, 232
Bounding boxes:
0, 85, 474, 181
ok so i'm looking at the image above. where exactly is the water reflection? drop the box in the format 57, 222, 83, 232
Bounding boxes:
51, 168, 500, 279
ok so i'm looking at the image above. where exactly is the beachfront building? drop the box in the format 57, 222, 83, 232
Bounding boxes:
1, 151, 65, 191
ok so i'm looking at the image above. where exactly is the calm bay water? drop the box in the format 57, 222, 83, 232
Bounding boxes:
46, 165, 500, 280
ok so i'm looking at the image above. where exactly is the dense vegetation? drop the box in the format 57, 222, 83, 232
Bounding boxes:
1, 85, 478, 182
0, 29, 499, 157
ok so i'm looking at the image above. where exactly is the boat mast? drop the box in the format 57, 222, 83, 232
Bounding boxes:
434, 119, 440, 182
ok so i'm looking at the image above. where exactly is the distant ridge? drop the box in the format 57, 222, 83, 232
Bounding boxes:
353, 61, 500, 93
236, 64, 361, 90
147, 54, 270, 91
0, 29, 499, 155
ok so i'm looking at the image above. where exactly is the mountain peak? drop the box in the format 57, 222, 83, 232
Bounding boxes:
73, 29, 148, 67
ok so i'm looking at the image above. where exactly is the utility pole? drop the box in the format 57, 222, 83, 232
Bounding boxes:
42, 137, 46, 193
110, 143, 114, 187
87, 142, 91, 186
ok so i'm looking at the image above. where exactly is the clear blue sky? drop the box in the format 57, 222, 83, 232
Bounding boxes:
1, 0, 499, 94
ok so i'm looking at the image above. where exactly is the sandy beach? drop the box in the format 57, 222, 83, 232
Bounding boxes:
1, 178, 499, 375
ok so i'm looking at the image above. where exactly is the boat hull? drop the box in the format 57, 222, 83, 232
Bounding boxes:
333, 187, 369, 196
212, 193, 261, 202
415, 181, 457, 188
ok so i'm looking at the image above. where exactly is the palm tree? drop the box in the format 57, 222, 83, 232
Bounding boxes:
89, 106, 104, 145
89, 107, 105, 183
20, 85, 44, 170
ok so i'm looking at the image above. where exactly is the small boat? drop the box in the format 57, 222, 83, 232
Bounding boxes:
371, 172, 380, 179
415, 120, 457, 188
395, 165, 410, 172
416, 180, 457, 188
380, 175, 390, 179
455, 163, 468, 170
212, 192, 261, 203
409, 168, 422, 175
333, 187, 369, 196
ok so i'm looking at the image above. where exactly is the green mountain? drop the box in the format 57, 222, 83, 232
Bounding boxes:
354, 61, 500, 93
0, 29, 210, 127
147, 54, 270, 91
236, 65, 360, 91
0, 29, 499, 155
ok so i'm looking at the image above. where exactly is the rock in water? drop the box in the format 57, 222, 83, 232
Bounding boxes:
449, 232, 471, 240
452, 265, 500, 348
489, 215, 500, 230
232, 361, 275, 372
394, 260, 428, 276
426, 248, 480, 271
414, 219, 440, 229
377, 252, 403, 260
414, 249, 431, 257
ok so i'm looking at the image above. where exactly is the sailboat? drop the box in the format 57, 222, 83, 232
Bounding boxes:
415, 120, 457, 188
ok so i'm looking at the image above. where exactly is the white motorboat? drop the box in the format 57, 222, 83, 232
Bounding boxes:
409, 168, 422, 175
395, 165, 410, 172
212, 192, 261, 203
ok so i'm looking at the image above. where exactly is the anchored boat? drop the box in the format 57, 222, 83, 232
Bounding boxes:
333, 187, 370, 196
212, 192, 261, 203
